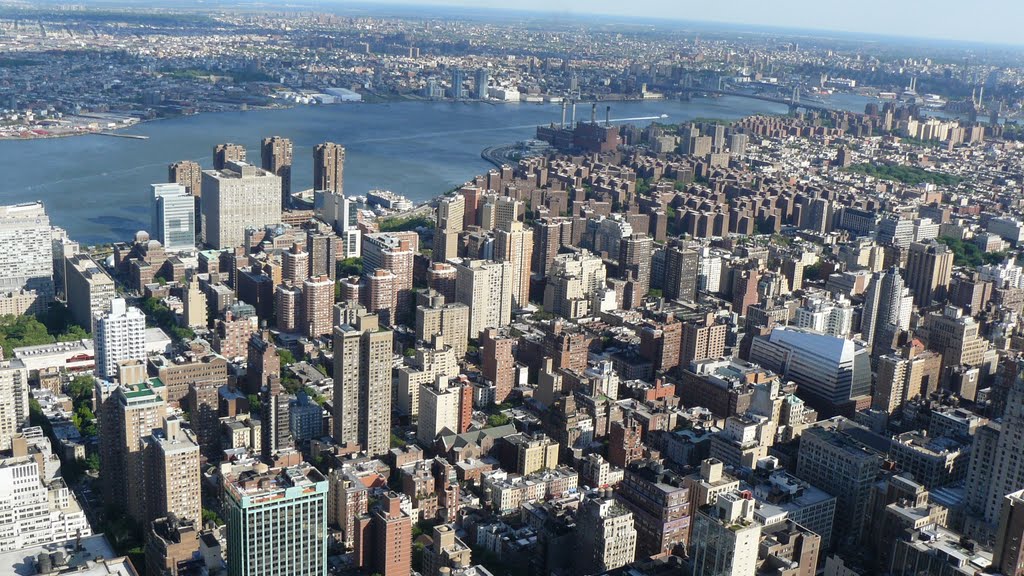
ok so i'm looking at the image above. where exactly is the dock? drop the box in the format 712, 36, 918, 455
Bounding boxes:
96, 132, 149, 140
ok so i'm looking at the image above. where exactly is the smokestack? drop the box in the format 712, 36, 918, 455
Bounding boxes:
591, 103, 597, 124
571, 101, 576, 125
605, 105, 611, 127
561, 100, 567, 128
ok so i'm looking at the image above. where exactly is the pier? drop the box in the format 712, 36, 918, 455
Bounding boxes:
96, 132, 149, 140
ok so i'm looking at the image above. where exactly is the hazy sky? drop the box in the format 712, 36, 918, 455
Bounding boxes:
389, 0, 1024, 46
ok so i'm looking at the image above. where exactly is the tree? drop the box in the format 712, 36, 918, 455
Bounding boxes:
68, 375, 95, 403
278, 349, 297, 366
486, 414, 510, 428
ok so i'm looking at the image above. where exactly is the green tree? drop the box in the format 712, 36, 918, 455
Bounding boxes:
278, 349, 297, 366
486, 414, 510, 428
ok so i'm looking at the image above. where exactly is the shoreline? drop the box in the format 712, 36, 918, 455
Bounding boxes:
0, 93, 634, 142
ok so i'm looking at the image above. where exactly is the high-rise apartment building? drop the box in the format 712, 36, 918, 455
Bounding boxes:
364, 269, 399, 326
151, 183, 196, 251
872, 345, 943, 415
370, 493, 412, 576
418, 377, 461, 444
533, 217, 573, 278
144, 417, 201, 524
282, 243, 310, 284
0, 202, 54, 316
224, 463, 328, 576
213, 143, 246, 170
482, 328, 515, 404
65, 254, 115, 330
494, 221, 533, 310
542, 251, 607, 320
168, 160, 203, 196
94, 298, 147, 381
363, 232, 417, 324
98, 380, 167, 523
0, 360, 29, 451
200, 161, 282, 249
261, 136, 294, 207
301, 275, 334, 338
396, 337, 459, 417
333, 308, 393, 456
681, 316, 728, 367
616, 460, 691, 556
906, 241, 954, 306
690, 491, 761, 576
455, 259, 514, 337
619, 234, 653, 309
576, 491, 637, 576
434, 194, 465, 262
860, 266, 909, 352
664, 245, 699, 302
313, 142, 346, 194
921, 305, 989, 374
0, 455, 91, 553
415, 290, 470, 359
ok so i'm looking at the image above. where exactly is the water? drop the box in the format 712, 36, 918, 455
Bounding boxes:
0, 95, 871, 245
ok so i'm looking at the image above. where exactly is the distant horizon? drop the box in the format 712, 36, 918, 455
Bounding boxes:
28, 0, 1024, 49
334, 0, 1024, 49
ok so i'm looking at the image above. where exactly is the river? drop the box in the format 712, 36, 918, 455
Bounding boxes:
0, 94, 875, 245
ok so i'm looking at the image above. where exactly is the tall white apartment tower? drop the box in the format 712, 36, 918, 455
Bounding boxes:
95, 298, 147, 381
0, 202, 54, 315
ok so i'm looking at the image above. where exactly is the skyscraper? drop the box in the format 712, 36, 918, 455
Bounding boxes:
224, 463, 328, 576
213, 142, 246, 170
200, 161, 282, 249
973, 358, 1024, 530
65, 254, 115, 330
993, 489, 1024, 576
450, 68, 465, 100
664, 245, 699, 302
168, 160, 203, 197
151, 183, 196, 252
474, 68, 490, 99
301, 275, 334, 338
261, 136, 294, 208
371, 493, 412, 576
482, 328, 515, 404
0, 359, 29, 451
313, 142, 346, 194
455, 259, 514, 337
418, 377, 461, 444
619, 234, 653, 309
415, 290, 470, 359
282, 242, 310, 284
144, 417, 201, 524
0, 202, 54, 316
906, 241, 954, 306
363, 232, 417, 324
533, 217, 572, 279
98, 379, 167, 523
94, 298, 146, 381
434, 194, 465, 262
860, 267, 913, 353
494, 221, 533, 310
333, 307, 394, 456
